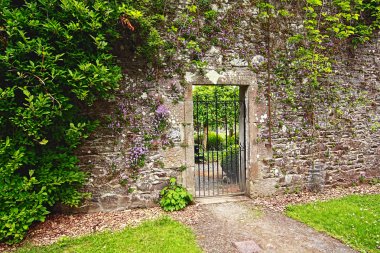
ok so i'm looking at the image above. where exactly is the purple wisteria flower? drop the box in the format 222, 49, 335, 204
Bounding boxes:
162, 138, 171, 146
118, 102, 128, 119
325, 41, 334, 47
155, 104, 170, 120
108, 121, 121, 129
129, 146, 148, 161
120, 173, 129, 181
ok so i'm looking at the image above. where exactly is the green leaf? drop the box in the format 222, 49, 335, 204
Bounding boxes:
307, 0, 322, 6
39, 139, 49, 145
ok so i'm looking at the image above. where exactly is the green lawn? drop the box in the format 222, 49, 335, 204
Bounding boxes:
16, 217, 202, 253
286, 194, 380, 253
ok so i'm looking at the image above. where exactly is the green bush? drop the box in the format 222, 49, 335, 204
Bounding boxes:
0, 0, 178, 243
159, 178, 193, 212
207, 132, 225, 150
193, 133, 203, 145
194, 131, 225, 151
0, 0, 125, 243
0, 138, 88, 243
227, 134, 239, 146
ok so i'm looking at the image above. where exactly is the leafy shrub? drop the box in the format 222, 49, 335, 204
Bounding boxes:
194, 131, 225, 151
159, 178, 193, 212
194, 134, 202, 144
0, 138, 88, 243
207, 132, 225, 150
0, 0, 126, 243
0, 0, 184, 243
227, 135, 239, 146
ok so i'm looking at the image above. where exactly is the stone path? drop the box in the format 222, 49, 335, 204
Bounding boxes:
191, 198, 357, 253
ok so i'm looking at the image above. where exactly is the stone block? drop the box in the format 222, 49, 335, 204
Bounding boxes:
161, 146, 186, 169
118, 195, 132, 207
233, 240, 262, 253
249, 178, 279, 197
100, 194, 119, 211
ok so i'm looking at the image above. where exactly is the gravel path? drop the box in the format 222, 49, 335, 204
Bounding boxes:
191, 185, 379, 252
192, 201, 356, 253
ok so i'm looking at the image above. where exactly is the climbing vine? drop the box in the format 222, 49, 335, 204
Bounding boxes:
255, 0, 379, 157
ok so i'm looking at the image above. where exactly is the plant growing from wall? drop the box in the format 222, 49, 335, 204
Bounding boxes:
154, 104, 171, 132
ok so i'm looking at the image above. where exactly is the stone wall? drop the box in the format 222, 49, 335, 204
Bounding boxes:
253, 33, 380, 196
70, 1, 380, 212
73, 71, 184, 212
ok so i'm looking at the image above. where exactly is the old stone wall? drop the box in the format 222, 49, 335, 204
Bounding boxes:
253, 33, 380, 196
74, 71, 184, 212
70, 0, 379, 212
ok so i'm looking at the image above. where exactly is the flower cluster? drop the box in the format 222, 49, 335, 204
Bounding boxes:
154, 104, 170, 133
108, 121, 121, 129
130, 145, 148, 162
155, 104, 170, 120
120, 173, 129, 181
119, 102, 128, 119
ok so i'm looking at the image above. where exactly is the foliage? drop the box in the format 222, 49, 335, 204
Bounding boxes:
129, 145, 148, 168
2, 0, 378, 244
286, 194, 380, 253
207, 131, 224, 151
154, 104, 170, 132
159, 178, 193, 212
194, 131, 225, 151
370, 122, 380, 133
117, 1, 167, 62
15, 217, 202, 253
257, 0, 380, 120
227, 135, 239, 146
0, 0, 225, 243
0, 0, 127, 243
194, 132, 240, 163
178, 165, 187, 172
193, 86, 239, 131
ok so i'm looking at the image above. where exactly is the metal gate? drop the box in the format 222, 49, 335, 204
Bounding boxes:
194, 94, 246, 197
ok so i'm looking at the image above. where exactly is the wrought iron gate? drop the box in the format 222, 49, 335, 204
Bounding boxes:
193, 94, 246, 197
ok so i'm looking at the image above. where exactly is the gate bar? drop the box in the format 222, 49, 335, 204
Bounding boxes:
196, 96, 201, 197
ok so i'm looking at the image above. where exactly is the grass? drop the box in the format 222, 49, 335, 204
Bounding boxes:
16, 217, 202, 253
286, 194, 380, 253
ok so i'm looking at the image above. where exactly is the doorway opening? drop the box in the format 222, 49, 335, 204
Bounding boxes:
193, 85, 247, 197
